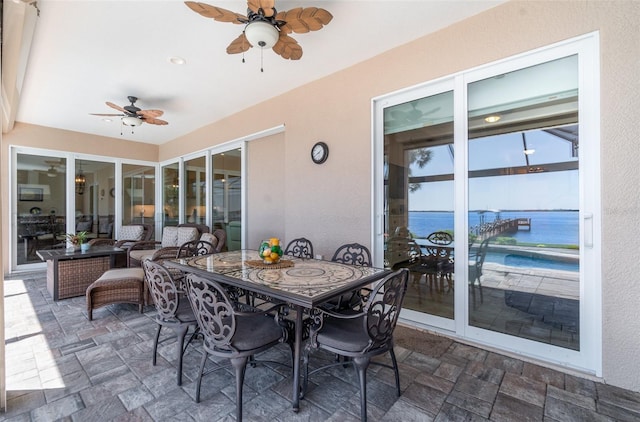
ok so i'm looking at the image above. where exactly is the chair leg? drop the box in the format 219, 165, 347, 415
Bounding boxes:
353, 356, 371, 422
175, 325, 189, 386
152, 324, 162, 365
195, 350, 208, 403
389, 347, 401, 396
231, 357, 249, 422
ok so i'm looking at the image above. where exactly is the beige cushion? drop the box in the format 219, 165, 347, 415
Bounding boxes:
161, 226, 199, 247
97, 267, 144, 281
199, 233, 218, 253
129, 249, 155, 262
178, 227, 199, 245
119, 225, 144, 241
161, 226, 178, 247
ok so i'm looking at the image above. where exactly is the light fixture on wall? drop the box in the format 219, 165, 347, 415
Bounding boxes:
75, 162, 86, 195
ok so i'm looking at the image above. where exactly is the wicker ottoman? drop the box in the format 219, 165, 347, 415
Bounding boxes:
86, 267, 145, 320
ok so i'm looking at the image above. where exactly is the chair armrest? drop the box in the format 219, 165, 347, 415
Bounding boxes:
114, 239, 151, 250
127, 240, 161, 251
88, 238, 115, 247
151, 247, 180, 261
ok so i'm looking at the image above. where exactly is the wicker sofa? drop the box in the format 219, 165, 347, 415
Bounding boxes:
127, 224, 209, 267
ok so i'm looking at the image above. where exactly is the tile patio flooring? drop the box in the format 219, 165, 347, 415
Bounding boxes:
4, 270, 640, 421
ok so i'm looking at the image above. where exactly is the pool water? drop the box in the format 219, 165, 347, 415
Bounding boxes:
485, 252, 579, 272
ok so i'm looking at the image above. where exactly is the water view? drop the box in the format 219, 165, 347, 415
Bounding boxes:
408, 210, 579, 271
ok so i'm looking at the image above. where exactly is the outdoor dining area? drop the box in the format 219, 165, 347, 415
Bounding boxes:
3, 226, 636, 421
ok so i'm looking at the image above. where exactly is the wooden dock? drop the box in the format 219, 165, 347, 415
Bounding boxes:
470, 217, 531, 239
517, 218, 531, 230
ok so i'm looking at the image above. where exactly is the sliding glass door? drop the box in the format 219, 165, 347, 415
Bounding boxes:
382, 87, 456, 329
466, 56, 580, 350
374, 34, 600, 373
14, 153, 67, 267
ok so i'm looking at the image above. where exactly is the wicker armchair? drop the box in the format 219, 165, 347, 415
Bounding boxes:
127, 225, 204, 267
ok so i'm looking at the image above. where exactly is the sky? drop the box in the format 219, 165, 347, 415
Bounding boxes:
407, 129, 579, 211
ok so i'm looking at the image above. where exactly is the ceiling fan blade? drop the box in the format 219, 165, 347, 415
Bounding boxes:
106, 101, 126, 113
184, 1, 247, 23
90, 113, 124, 116
227, 33, 251, 54
137, 109, 164, 118
272, 34, 302, 60
248, 0, 275, 18
142, 117, 169, 126
277, 7, 332, 34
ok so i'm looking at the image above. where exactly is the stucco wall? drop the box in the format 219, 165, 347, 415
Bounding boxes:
246, 132, 285, 248
3, 1, 640, 391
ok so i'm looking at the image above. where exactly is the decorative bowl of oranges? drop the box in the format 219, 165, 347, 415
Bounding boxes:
259, 238, 283, 264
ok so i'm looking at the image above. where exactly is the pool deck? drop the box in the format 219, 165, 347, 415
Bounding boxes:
482, 262, 579, 300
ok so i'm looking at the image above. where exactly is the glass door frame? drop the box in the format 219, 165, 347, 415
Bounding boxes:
210, 140, 245, 247
373, 77, 457, 332
373, 32, 601, 375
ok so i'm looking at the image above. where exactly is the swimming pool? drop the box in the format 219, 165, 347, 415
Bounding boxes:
484, 252, 579, 272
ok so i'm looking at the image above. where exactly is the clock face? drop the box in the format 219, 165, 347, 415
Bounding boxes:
311, 142, 329, 164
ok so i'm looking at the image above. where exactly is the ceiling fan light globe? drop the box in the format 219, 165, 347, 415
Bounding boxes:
122, 116, 142, 127
245, 21, 279, 49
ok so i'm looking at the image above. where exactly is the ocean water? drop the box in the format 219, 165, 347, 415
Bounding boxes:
408, 210, 579, 246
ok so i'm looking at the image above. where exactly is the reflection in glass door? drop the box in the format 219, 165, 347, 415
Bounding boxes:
162, 163, 180, 228
14, 153, 67, 267
467, 56, 580, 350
212, 149, 242, 250
383, 90, 455, 323
376, 35, 599, 371
123, 164, 155, 230
185, 156, 207, 225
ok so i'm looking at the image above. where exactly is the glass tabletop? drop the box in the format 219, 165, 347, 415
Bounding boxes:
168, 250, 389, 306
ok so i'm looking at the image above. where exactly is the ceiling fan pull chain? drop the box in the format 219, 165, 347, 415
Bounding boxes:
260, 48, 264, 73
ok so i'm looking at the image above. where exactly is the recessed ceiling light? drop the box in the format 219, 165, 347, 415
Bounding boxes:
484, 115, 501, 123
169, 56, 186, 65
102, 118, 112, 123
524, 149, 536, 155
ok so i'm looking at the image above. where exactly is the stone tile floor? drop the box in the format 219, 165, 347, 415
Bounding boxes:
4, 271, 640, 421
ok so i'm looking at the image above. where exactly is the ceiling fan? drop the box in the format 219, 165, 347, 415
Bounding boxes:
185, 0, 332, 64
44, 159, 65, 177
90, 96, 169, 128
387, 104, 441, 127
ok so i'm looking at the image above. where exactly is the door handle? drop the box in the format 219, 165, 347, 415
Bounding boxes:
584, 212, 593, 248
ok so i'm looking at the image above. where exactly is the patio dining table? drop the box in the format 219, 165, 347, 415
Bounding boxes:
164, 249, 390, 412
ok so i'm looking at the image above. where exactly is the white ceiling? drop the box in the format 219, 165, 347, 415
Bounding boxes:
14, 0, 504, 145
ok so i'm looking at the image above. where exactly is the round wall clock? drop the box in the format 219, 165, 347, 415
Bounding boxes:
311, 141, 329, 164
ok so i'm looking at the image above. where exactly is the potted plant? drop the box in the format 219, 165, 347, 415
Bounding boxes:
66, 231, 89, 251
